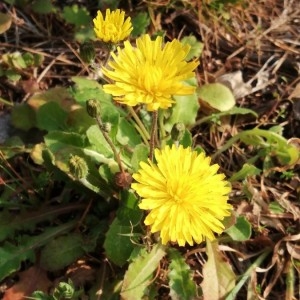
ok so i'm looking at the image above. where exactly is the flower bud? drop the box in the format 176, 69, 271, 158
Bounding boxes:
79, 42, 96, 64
171, 122, 185, 142
114, 171, 133, 189
69, 155, 89, 179
86, 99, 101, 118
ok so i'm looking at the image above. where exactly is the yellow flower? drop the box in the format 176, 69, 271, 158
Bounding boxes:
131, 145, 232, 246
93, 9, 133, 43
102, 34, 199, 111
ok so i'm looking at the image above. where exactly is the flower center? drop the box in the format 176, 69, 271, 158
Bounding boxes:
138, 63, 163, 94
105, 24, 118, 36
167, 178, 190, 204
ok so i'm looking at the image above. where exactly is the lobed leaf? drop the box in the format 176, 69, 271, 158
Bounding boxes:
40, 233, 85, 272
0, 221, 76, 281
121, 243, 166, 300
164, 79, 199, 132
104, 218, 138, 267
168, 248, 196, 300
181, 35, 204, 61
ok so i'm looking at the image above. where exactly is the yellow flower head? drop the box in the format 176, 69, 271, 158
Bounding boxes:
93, 9, 133, 43
131, 145, 232, 246
102, 34, 199, 111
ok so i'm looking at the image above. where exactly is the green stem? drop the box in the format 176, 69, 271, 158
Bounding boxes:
212, 127, 288, 160
285, 259, 295, 299
158, 110, 166, 148
149, 110, 158, 161
127, 106, 150, 141
225, 248, 272, 300
0, 97, 14, 107
95, 115, 124, 173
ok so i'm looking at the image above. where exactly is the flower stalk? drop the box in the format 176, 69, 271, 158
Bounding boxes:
86, 99, 124, 174
149, 110, 158, 161
95, 114, 124, 174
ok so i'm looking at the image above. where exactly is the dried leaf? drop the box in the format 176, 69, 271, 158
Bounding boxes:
201, 240, 236, 300
3, 266, 51, 300
0, 12, 12, 34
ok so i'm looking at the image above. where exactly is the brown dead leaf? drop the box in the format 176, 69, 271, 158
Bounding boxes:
286, 242, 300, 260
201, 240, 236, 300
3, 266, 52, 300
27, 87, 76, 111
288, 82, 300, 100
20, 79, 40, 94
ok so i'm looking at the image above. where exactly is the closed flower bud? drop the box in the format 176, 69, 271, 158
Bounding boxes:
86, 99, 101, 118
80, 42, 96, 64
69, 155, 89, 179
114, 171, 133, 189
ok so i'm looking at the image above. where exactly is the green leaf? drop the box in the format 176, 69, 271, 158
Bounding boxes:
27, 87, 73, 111
11, 103, 36, 130
86, 125, 114, 158
70, 77, 118, 113
131, 143, 149, 171
0, 205, 83, 242
222, 106, 258, 117
168, 248, 196, 300
40, 233, 85, 272
75, 26, 96, 43
33, 53, 44, 66
229, 163, 261, 182
61, 5, 91, 27
164, 80, 199, 132
45, 131, 86, 151
32, 0, 54, 14
44, 131, 86, 172
121, 243, 166, 299
0, 241, 35, 282
3, 52, 27, 69
67, 107, 95, 134
198, 83, 235, 111
131, 12, 150, 37
104, 218, 137, 267
117, 190, 143, 226
180, 130, 193, 147
71, 76, 105, 91
181, 35, 204, 60
22, 52, 35, 67
213, 127, 300, 167
36, 101, 68, 131
201, 240, 236, 300
117, 117, 142, 147
225, 216, 252, 241
0, 136, 26, 159
268, 201, 285, 214
0, 221, 76, 281
0, 12, 12, 34
5, 69, 21, 81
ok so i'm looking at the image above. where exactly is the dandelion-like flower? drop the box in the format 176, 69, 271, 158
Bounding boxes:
93, 9, 133, 43
131, 145, 232, 246
102, 34, 199, 111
